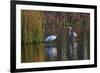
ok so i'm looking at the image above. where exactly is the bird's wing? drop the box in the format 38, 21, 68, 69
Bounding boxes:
45, 36, 53, 42
45, 35, 57, 42
73, 32, 77, 37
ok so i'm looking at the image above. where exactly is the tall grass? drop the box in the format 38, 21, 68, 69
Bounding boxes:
21, 10, 45, 62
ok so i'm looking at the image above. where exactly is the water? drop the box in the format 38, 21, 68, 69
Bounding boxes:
21, 40, 90, 63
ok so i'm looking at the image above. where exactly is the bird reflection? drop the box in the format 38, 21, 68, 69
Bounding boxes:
46, 45, 57, 61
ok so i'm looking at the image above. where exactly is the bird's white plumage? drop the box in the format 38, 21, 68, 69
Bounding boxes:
45, 35, 56, 42
73, 32, 77, 37
68, 27, 77, 37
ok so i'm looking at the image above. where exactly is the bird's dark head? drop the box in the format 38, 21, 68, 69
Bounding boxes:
54, 33, 57, 37
68, 27, 72, 31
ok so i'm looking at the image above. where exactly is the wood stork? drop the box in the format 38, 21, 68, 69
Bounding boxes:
45, 35, 57, 42
67, 27, 78, 58
68, 27, 77, 38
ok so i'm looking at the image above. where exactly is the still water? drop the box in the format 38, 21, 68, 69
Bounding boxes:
21, 40, 90, 63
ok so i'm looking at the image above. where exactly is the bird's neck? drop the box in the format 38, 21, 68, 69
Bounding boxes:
69, 30, 73, 32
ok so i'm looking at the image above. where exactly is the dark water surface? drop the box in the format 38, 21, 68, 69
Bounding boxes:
21, 41, 90, 63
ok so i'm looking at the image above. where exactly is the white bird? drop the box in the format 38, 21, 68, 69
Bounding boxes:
45, 35, 57, 42
68, 27, 77, 37
73, 32, 77, 37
